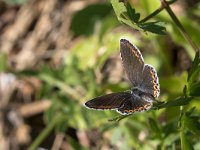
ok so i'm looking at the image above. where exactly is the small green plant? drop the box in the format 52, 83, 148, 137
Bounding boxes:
111, 0, 200, 149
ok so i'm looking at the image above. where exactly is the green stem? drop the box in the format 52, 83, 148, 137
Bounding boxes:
179, 112, 194, 149
139, 7, 163, 23
161, 0, 199, 52
108, 114, 130, 122
139, 0, 176, 23
28, 115, 63, 150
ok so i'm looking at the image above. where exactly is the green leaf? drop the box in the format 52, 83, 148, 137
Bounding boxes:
111, 0, 166, 35
111, 0, 127, 20
179, 108, 200, 150
181, 108, 200, 134
187, 52, 200, 96
189, 82, 200, 96
188, 52, 200, 83
111, 0, 141, 31
138, 21, 166, 35
70, 3, 112, 36
180, 131, 194, 150
153, 97, 193, 109
120, 16, 141, 31
148, 118, 162, 139
16, 69, 41, 79
126, 3, 140, 23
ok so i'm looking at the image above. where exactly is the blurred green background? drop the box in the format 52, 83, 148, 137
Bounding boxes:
0, 0, 200, 150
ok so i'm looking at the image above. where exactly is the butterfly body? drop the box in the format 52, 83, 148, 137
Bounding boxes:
84, 39, 160, 115
131, 88, 155, 102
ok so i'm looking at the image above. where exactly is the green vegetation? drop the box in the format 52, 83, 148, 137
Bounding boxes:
1, 0, 200, 149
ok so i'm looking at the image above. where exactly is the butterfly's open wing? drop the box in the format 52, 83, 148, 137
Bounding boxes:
140, 64, 160, 98
85, 92, 131, 110
120, 39, 144, 86
117, 98, 152, 115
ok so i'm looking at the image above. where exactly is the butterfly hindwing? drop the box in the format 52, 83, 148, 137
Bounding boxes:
117, 97, 152, 115
85, 92, 132, 110
140, 64, 160, 98
120, 39, 144, 86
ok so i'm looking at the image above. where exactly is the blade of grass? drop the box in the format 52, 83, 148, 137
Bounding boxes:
28, 115, 64, 150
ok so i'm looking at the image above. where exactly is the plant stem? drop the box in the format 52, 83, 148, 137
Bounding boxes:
139, 0, 176, 23
28, 115, 64, 150
108, 114, 130, 122
161, 0, 199, 53
139, 7, 163, 23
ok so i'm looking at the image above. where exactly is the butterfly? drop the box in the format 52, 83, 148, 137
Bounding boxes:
84, 39, 160, 115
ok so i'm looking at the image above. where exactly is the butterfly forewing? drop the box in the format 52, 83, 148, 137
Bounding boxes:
85, 92, 132, 110
120, 39, 144, 86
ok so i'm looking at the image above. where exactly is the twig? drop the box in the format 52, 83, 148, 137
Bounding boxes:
51, 133, 65, 150
161, 0, 199, 53
18, 100, 51, 118
139, 0, 176, 23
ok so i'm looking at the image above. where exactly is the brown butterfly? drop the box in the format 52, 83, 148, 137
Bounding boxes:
85, 39, 160, 115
